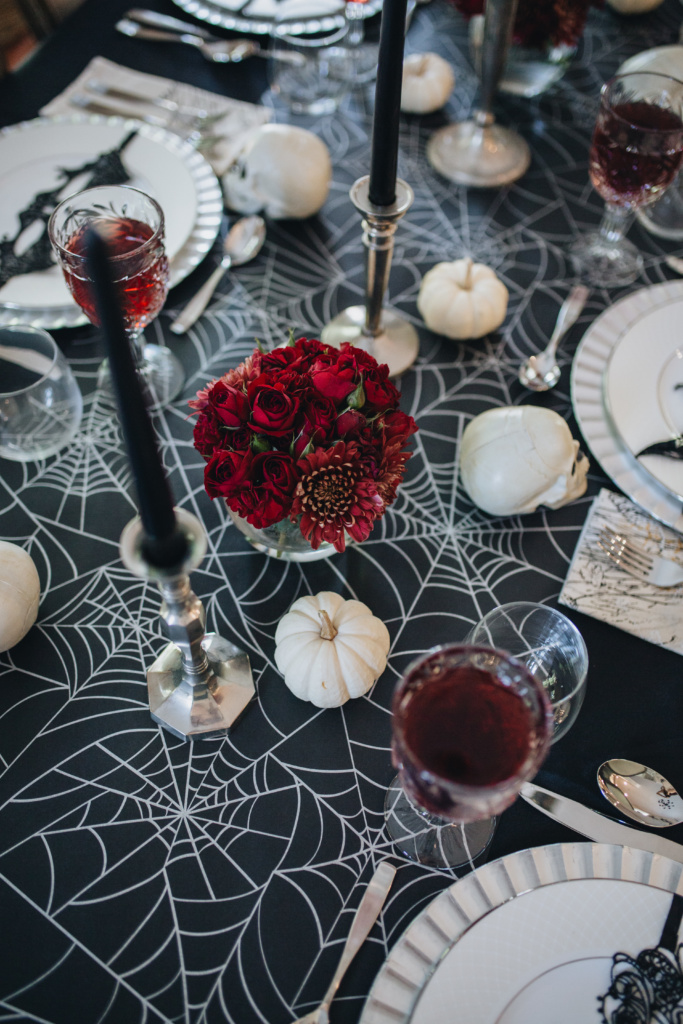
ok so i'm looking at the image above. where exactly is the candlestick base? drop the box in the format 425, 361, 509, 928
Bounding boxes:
427, 119, 530, 187
321, 305, 419, 378
120, 508, 255, 740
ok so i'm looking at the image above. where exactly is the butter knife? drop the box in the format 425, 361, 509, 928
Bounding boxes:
635, 437, 683, 459
521, 782, 683, 863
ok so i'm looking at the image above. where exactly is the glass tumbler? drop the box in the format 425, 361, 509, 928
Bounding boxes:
267, 16, 350, 115
466, 603, 589, 743
0, 325, 83, 461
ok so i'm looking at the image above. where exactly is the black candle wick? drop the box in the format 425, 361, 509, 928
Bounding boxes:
85, 226, 188, 569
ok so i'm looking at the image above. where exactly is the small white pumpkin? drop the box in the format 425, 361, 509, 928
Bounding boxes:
222, 123, 332, 220
274, 592, 390, 708
417, 258, 509, 340
607, 0, 664, 13
0, 541, 40, 653
401, 53, 455, 114
459, 406, 589, 517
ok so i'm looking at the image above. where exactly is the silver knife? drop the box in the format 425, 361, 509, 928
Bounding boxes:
521, 782, 683, 864
125, 8, 216, 38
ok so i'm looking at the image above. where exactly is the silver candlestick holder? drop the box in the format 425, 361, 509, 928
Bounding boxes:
321, 176, 419, 378
427, 0, 530, 187
120, 508, 255, 740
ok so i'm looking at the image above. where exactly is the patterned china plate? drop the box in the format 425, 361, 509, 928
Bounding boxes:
171, 0, 381, 35
0, 116, 223, 329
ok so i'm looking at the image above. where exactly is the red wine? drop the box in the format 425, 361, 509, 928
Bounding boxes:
590, 101, 683, 207
63, 216, 169, 331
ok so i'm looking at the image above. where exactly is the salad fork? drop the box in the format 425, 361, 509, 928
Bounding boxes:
598, 526, 683, 587
292, 861, 396, 1024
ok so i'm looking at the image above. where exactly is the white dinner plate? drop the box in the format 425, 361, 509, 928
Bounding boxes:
618, 43, 683, 80
571, 281, 683, 533
359, 843, 683, 1024
171, 0, 381, 35
0, 116, 223, 329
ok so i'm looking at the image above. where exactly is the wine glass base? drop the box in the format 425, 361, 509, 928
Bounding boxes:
569, 231, 643, 287
427, 121, 531, 188
384, 776, 496, 869
321, 305, 419, 378
637, 185, 683, 240
99, 343, 185, 410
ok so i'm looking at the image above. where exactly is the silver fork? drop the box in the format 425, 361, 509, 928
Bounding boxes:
598, 526, 683, 587
292, 861, 396, 1024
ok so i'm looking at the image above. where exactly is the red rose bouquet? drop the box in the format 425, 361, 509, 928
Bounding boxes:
451, 0, 601, 50
190, 336, 418, 553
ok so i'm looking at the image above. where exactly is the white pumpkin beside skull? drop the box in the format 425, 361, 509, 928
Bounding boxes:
275, 592, 390, 708
0, 541, 40, 653
401, 53, 455, 114
417, 258, 509, 339
222, 124, 332, 220
459, 406, 589, 516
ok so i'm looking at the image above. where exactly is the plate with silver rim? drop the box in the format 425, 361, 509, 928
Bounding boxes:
571, 280, 683, 534
171, 0, 381, 36
359, 842, 683, 1024
0, 115, 223, 330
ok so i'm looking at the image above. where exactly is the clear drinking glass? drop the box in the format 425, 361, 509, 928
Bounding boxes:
341, 0, 378, 84
570, 71, 683, 287
466, 603, 589, 743
48, 185, 184, 408
0, 325, 83, 461
384, 644, 553, 869
268, 16, 350, 115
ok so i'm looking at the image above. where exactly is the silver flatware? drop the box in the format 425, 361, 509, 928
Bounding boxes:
518, 284, 590, 392
66, 96, 222, 151
85, 80, 225, 126
170, 216, 267, 334
116, 18, 305, 66
521, 781, 683, 863
598, 759, 683, 828
125, 7, 216, 37
291, 861, 396, 1024
597, 526, 683, 588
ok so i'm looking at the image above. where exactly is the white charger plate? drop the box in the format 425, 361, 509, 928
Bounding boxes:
171, 0, 381, 35
359, 843, 683, 1024
571, 280, 683, 533
0, 116, 223, 329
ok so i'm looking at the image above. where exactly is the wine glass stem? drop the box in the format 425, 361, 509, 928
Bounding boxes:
478, 0, 518, 118
599, 202, 635, 245
346, 2, 365, 46
126, 329, 146, 369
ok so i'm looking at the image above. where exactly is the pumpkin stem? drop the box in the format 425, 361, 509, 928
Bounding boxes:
463, 257, 473, 290
318, 610, 338, 641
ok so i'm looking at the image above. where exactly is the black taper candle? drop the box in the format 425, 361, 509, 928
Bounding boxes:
368, 0, 409, 207
85, 227, 187, 568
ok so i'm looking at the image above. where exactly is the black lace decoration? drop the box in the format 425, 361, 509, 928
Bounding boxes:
0, 129, 137, 288
599, 894, 683, 1024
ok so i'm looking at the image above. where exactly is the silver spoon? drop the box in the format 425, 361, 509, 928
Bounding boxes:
292, 861, 396, 1024
518, 284, 590, 392
170, 216, 267, 335
597, 758, 683, 828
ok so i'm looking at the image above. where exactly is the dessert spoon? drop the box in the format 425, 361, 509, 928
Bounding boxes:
597, 758, 683, 828
518, 284, 589, 391
170, 216, 266, 334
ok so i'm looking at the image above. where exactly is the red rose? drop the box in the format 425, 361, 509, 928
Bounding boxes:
310, 364, 357, 403
261, 337, 327, 373
364, 376, 400, 411
209, 380, 250, 429
193, 414, 225, 460
335, 409, 366, 438
204, 448, 253, 500
248, 374, 300, 437
382, 409, 418, 443
249, 450, 298, 525
303, 391, 336, 435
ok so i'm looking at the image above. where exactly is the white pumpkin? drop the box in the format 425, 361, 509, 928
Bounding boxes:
459, 406, 589, 516
607, 0, 663, 13
274, 592, 390, 708
401, 53, 455, 114
417, 258, 509, 340
0, 541, 40, 653
222, 123, 332, 220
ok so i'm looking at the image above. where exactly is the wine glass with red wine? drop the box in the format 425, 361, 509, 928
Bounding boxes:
48, 185, 184, 408
385, 644, 553, 869
570, 71, 683, 287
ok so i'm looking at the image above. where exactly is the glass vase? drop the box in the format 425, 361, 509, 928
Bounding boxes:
228, 508, 340, 562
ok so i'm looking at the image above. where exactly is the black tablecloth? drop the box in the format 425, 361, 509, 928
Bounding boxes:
3, 2, 683, 1022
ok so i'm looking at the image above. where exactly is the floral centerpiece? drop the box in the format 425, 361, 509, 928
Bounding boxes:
190, 336, 418, 557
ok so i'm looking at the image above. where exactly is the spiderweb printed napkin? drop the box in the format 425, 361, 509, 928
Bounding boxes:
40, 56, 272, 174
559, 487, 683, 655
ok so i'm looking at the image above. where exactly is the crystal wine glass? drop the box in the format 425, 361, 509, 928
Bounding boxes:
342, 0, 379, 84
48, 184, 184, 408
384, 644, 553, 869
570, 71, 683, 287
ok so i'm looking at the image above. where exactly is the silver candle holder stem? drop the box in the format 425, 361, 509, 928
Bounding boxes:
321, 176, 419, 378
120, 508, 255, 740
427, 0, 530, 187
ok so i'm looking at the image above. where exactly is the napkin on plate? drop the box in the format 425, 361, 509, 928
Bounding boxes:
559, 487, 683, 655
40, 56, 272, 175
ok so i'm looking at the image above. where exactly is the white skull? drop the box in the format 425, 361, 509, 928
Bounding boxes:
222, 124, 332, 220
460, 405, 589, 516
